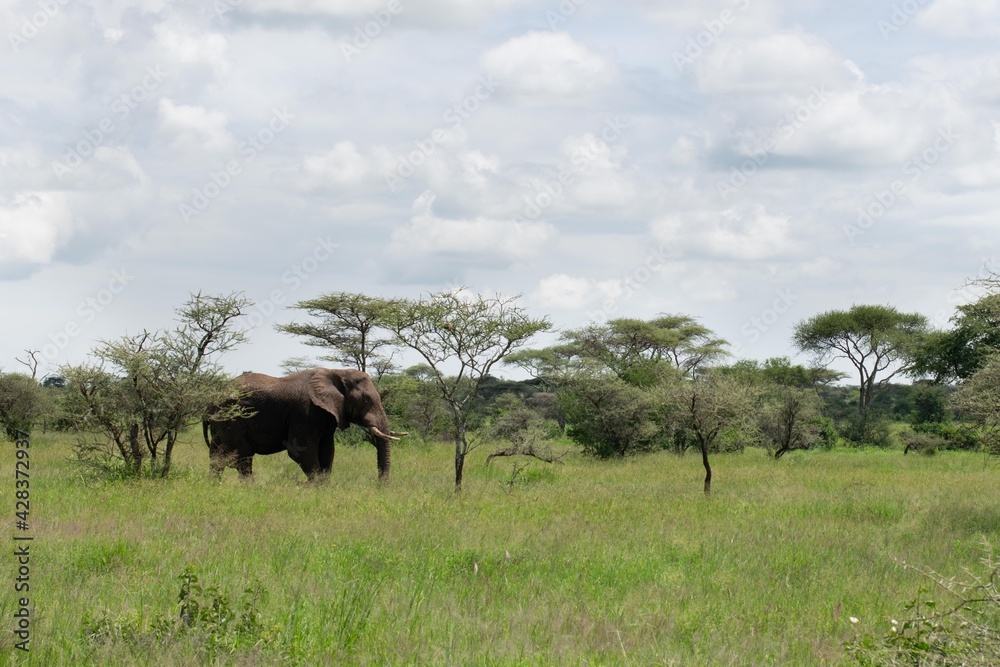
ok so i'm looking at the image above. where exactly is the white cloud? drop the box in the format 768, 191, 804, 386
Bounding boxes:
701, 34, 994, 169
480, 31, 616, 104
154, 22, 231, 77
694, 31, 856, 95
534, 273, 622, 310
555, 131, 637, 209
643, 0, 784, 34
651, 206, 799, 261
158, 99, 235, 155
917, 0, 1000, 36
0, 192, 74, 266
241, 0, 527, 27
670, 136, 700, 166
297, 141, 379, 191
388, 192, 556, 265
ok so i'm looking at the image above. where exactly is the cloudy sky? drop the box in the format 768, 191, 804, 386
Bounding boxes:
2, 0, 999, 378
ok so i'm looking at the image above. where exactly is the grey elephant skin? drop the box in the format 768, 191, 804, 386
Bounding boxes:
203, 368, 401, 481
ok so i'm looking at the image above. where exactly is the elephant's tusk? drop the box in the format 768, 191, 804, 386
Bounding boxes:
369, 426, 400, 441
389, 429, 409, 436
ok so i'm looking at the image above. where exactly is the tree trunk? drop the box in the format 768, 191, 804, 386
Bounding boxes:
161, 433, 176, 478
128, 422, 143, 475
699, 437, 712, 496
452, 407, 465, 492
454, 439, 464, 492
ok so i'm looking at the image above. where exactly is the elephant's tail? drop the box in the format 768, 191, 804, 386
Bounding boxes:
203, 419, 211, 448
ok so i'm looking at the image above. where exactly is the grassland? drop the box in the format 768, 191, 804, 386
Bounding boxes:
2, 430, 1000, 666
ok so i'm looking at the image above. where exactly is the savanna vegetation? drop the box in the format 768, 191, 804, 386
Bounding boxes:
2, 271, 1000, 665
3, 430, 1000, 665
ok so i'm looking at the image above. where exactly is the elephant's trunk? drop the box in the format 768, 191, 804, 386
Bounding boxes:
376, 440, 391, 482
366, 417, 394, 482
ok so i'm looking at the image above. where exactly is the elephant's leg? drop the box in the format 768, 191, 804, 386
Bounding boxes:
295, 449, 324, 482
318, 437, 334, 476
235, 455, 253, 480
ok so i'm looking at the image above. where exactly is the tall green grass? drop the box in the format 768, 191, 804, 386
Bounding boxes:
2, 430, 999, 665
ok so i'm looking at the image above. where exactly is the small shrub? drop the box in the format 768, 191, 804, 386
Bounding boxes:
914, 420, 980, 451
846, 544, 1000, 665
0, 372, 44, 439
83, 565, 280, 660
909, 382, 951, 425
813, 416, 839, 449
898, 428, 946, 455
715, 425, 755, 453
561, 378, 659, 458
842, 413, 892, 448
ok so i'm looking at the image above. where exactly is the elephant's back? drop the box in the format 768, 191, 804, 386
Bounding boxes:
237, 372, 303, 407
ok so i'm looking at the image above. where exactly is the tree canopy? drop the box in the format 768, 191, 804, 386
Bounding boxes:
793, 304, 927, 413
559, 314, 729, 385
62, 292, 251, 477
278, 292, 400, 377
912, 293, 1000, 383
383, 289, 551, 490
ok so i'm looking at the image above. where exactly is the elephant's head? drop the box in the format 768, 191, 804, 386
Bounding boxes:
307, 368, 403, 481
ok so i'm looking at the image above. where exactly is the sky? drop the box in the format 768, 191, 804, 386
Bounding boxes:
1, 0, 999, 379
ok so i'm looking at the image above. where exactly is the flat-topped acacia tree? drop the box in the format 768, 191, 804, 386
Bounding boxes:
277, 292, 400, 378
792, 304, 927, 415
384, 290, 551, 491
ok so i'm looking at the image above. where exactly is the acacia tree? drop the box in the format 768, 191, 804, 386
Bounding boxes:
0, 372, 44, 439
384, 290, 550, 491
913, 293, 1000, 383
952, 353, 1000, 454
559, 374, 660, 458
665, 372, 758, 495
278, 293, 400, 378
723, 357, 844, 389
561, 314, 728, 384
64, 292, 251, 477
792, 305, 927, 415
760, 387, 824, 458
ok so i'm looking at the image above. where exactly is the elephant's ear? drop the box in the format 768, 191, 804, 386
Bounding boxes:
308, 371, 346, 426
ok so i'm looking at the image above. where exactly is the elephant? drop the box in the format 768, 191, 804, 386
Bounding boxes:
203, 368, 405, 482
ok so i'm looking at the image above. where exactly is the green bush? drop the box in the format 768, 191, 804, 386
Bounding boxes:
561, 378, 658, 458
842, 413, 892, 448
813, 416, 839, 450
914, 420, 980, 451
846, 544, 1000, 666
897, 428, 946, 455
83, 566, 279, 660
0, 372, 44, 439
